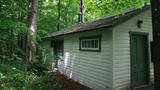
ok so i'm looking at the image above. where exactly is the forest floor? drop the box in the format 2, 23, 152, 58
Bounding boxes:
57, 72, 154, 90
58, 73, 93, 90
135, 85, 154, 90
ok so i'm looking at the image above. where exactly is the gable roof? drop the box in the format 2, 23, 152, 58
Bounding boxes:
43, 6, 150, 38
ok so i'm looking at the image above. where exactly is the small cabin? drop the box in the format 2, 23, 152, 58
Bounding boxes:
43, 6, 154, 90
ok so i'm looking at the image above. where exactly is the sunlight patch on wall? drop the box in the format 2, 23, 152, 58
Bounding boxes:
64, 52, 70, 70
69, 53, 76, 78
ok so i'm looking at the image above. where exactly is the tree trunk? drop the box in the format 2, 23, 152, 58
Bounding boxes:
57, 0, 61, 31
28, 0, 38, 63
79, 0, 84, 23
150, 0, 160, 90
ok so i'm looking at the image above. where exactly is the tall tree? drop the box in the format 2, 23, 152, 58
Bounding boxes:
150, 0, 160, 90
79, 0, 84, 23
57, 0, 61, 31
28, 0, 38, 63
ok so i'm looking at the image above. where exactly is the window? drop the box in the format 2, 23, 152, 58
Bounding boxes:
79, 36, 101, 51
53, 40, 64, 62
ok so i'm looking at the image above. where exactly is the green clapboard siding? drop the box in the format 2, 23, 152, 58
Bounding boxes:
131, 34, 149, 87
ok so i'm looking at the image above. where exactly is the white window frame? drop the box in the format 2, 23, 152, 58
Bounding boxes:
79, 35, 101, 51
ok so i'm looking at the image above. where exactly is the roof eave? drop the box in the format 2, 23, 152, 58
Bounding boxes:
42, 24, 113, 39
42, 5, 151, 39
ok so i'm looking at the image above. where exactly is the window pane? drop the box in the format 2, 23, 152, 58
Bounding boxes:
80, 36, 100, 51
84, 40, 87, 48
95, 40, 98, 48
91, 40, 94, 48
82, 40, 84, 48
88, 40, 92, 48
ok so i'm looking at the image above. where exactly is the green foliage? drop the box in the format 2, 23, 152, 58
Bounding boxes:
38, 0, 79, 37
0, 18, 28, 42
4, 68, 29, 90
0, 1, 151, 90
0, 0, 151, 38
29, 74, 62, 90
27, 59, 49, 76
0, 56, 62, 90
0, 0, 29, 59
0, 17, 29, 59
0, 0, 28, 22
37, 0, 150, 38
1, 0, 150, 39
84, 0, 150, 21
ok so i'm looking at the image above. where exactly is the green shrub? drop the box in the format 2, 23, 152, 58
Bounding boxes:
0, 67, 62, 90
27, 59, 49, 76
5, 68, 26, 90
29, 74, 62, 90
0, 43, 62, 90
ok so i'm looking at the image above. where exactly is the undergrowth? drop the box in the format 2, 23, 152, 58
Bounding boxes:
0, 54, 62, 90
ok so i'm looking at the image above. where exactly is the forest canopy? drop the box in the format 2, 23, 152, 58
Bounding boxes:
0, 0, 150, 37
38, 0, 150, 36
0, 0, 151, 62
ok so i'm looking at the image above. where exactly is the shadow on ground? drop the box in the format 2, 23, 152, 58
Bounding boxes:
135, 85, 154, 90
